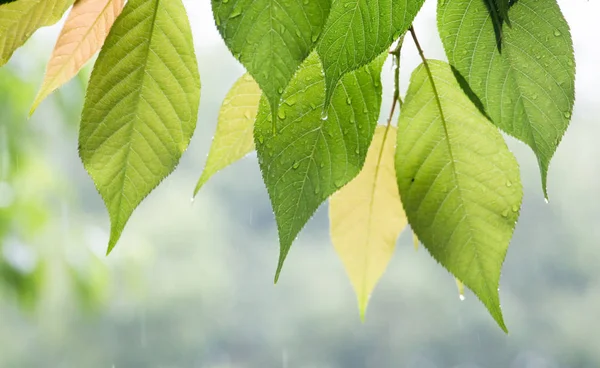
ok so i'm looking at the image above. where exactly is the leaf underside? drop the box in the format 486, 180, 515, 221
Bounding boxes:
255, 52, 386, 282
79, 0, 200, 254
438, 0, 575, 197
395, 60, 523, 332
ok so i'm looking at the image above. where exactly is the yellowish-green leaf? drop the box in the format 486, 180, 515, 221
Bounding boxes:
0, 0, 74, 66
31, 0, 125, 113
329, 125, 407, 320
395, 60, 523, 332
79, 0, 200, 254
456, 278, 465, 301
194, 73, 261, 196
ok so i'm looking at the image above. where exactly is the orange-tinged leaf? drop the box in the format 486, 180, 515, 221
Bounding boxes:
31, 0, 125, 113
329, 125, 407, 320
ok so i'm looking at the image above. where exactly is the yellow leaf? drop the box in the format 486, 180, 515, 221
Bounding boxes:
193, 73, 262, 196
30, 0, 125, 113
329, 125, 407, 320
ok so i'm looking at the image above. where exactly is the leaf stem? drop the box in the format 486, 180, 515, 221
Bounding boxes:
386, 35, 404, 128
408, 26, 449, 138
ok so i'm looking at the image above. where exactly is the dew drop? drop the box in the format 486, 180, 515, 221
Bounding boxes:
321, 109, 329, 120
554, 29, 561, 36
563, 111, 571, 119
292, 161, 300, 169
502, 209, 509, 218
459, 294, 465, 301
229, 7, 242, 19
505, 180, 512, 187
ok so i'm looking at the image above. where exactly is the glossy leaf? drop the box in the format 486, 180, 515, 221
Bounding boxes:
0, 0, 73, 66
31, 0, 125, 113
316, 0, 424, 107
194, 73, 261, 196
212, 0, 330, 121
255, 52, 386, 281
329, 125, 407, 319
438, 0, 575, 197
79, 0, 200, 254
395, 60, 523, 332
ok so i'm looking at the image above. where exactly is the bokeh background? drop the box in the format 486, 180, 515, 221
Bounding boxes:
0, 0, 599, 367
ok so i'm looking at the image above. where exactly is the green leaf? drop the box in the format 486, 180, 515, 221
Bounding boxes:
194, 73, 261, 196
0, 0, 74, 66
438, 0, 575, 197
255, 52, 386, 281
395, 60, 523, 332
79, 0, 200, 254
316, 0, 424, 108
212, 0, 330, 122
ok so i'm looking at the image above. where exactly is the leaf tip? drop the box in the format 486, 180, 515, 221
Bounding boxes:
106, 226, 122, 256
28, 99, 41, 118
105, 243, 115, 256
541, 171, 549, 202
273, 269, 281, 284
484, 294, 509, 333
192, 176, 206, 199
358, 297, 369, 323
273, 254, 285, 284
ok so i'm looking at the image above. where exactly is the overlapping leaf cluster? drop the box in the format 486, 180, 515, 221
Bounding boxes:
0, 0, 575, 330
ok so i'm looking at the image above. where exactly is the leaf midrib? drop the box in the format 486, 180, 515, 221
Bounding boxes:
43, 0, 117, 93
361, 124, 392, 305
423, 66, 495, 303
113, 0, 160, 227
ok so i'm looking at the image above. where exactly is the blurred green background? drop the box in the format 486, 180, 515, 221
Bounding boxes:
0, 1, 599, 367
